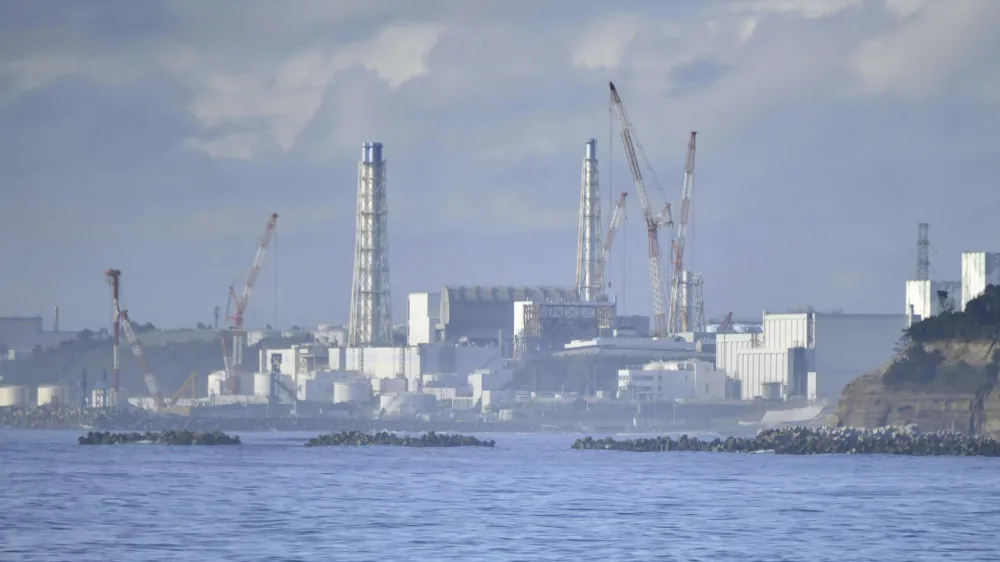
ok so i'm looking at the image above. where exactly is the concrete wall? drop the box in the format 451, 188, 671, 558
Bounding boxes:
812, 313, 907, 400
761, 313, 810, 350
733, 348, 790, 401
715, 333, 754, 375
962, 252, 1000, 312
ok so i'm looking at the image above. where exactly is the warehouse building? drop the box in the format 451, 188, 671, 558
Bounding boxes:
438, 285, 581, 344
617, 359, 726, 402
716, 311, 907, 401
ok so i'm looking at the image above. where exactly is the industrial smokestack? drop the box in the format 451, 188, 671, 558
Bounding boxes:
348, 141, 393, 349
53, 306, 59, 332
575, 138, 603, 302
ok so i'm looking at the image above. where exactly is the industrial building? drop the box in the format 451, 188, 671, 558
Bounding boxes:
906, 280, 961, 322
961, 251, 1000, 312
715, 311, 907, 401
617, 359, 726, 402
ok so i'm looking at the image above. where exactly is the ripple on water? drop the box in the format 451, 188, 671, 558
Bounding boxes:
0, 431, 998, 562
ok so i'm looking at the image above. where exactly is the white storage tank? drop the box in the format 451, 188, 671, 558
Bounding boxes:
37, 385, 65, 406
254, 373, 273, 397
333, 381, 372, 404
0, 385, 28, 407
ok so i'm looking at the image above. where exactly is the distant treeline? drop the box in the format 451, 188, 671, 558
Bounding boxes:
905, 284, 1000, 343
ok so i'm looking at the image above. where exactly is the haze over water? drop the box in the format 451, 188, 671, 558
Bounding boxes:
1, 431, 997, 561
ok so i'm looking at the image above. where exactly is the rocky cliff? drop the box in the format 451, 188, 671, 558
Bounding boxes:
837, 340, 1000, 438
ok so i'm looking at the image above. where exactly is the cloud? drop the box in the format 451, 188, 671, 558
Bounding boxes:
571, 13, 643, 70
850, 0, 1000, 100
0, 0, 998, 329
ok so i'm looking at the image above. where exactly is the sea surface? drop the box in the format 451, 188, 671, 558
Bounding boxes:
1, 430, 998, 562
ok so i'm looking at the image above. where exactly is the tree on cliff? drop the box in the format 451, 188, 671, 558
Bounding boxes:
905, 284, 1000, 343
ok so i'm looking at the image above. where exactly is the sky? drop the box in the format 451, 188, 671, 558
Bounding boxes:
1, 0, 999, 331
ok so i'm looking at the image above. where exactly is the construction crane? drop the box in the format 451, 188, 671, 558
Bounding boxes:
717, 312, 735, 334
596, 191, 628, 291
670, 131, 698, 333
609, 82, 673, 337
119, 309, 167, 410
223, 212, 279, 394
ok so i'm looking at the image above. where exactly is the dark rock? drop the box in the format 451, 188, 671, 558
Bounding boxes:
571, 426, 1000, 456
305, 430, 495, 448
78, 429, 241, 445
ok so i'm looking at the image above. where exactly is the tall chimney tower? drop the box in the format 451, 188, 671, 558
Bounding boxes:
53, 306, 59, 332
348, 142, 393, 348
916, 223, 930, 281
575, 138, 603, 302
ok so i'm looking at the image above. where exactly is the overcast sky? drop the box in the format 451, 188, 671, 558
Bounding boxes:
1, 0, 998, 331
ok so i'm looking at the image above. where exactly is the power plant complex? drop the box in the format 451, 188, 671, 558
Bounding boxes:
3, 82, 999, 430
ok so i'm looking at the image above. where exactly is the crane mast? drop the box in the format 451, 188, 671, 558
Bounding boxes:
224, 212, 278, 394
596, 192, 628, 291
609, 82, 671, 337
671, 131, 697, 333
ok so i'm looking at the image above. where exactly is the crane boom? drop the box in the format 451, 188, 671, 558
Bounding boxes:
671, 131, 697, 332
119, 310, 166, 410
224, 212, 279, 393
596, 192, 628, 291
609, 82, 671, 337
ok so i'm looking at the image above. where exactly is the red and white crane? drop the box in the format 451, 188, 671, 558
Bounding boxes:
222, 212, 278, 394
609, 82, 673, 337
670, 131, 697, 333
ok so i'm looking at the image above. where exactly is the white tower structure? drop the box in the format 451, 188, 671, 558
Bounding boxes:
348, 142, 393, 347
575, 138, 604, 302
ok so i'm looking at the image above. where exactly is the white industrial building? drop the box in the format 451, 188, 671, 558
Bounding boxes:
407, 293, 441, 345
715, 312, 907, 402
617, 359, 726, 402
961, 252, 1000, 312
905, 280, 961, 322
258, 341, 509, 401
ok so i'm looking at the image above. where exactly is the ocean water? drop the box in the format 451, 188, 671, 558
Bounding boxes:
1, 430, 998, 562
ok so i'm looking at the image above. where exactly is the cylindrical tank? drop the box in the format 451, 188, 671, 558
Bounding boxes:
0, 385, 28, 407
254, 373, 273, 397
333, 381, 371, 404
37, 385, 65, 406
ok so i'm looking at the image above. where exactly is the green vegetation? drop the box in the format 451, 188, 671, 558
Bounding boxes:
883, 285, 1000, 391
905, 284, 1000, 343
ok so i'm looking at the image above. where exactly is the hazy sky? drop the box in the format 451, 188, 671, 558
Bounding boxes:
1, 0, 998, 331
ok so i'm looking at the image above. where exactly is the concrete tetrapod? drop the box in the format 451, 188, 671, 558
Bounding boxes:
572, 426, 1000, 456
78, 430, 241, 445
305, 430, 495, 448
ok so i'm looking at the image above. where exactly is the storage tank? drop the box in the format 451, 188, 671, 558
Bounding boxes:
333, 381, 371, 404
37, 385, 65, 406
254, 373, 273, 397
0, 385, 28, 407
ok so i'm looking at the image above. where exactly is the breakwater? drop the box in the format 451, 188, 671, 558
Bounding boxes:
572, 426, 1000, 456
305, 430, 495, 448
78, 430, 241, 445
